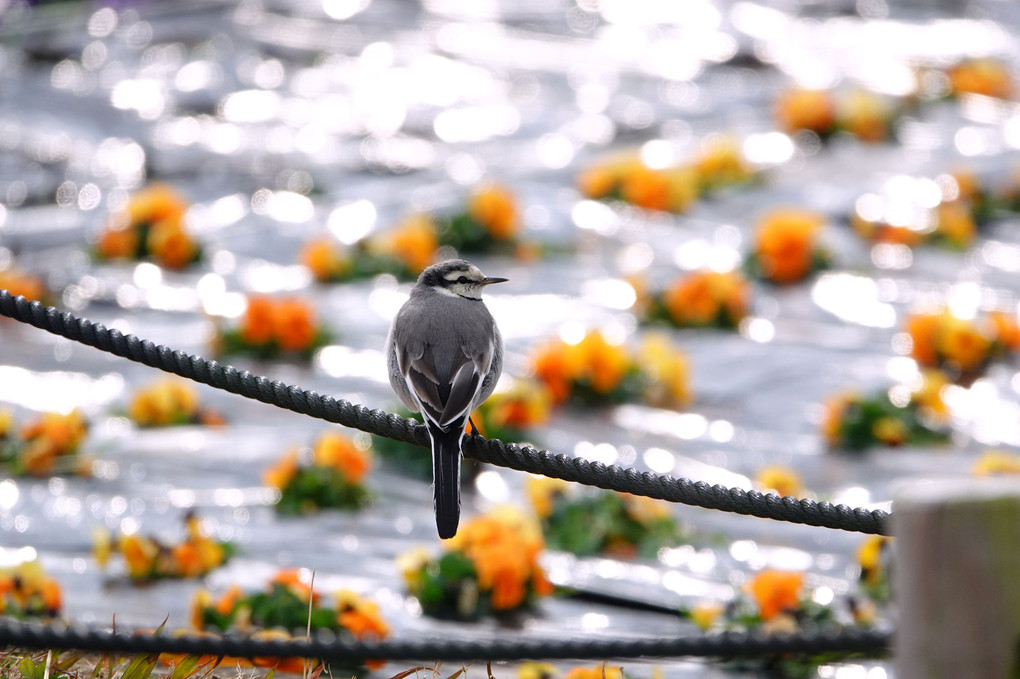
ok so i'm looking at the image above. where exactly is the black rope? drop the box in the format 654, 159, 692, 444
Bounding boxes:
0, 291, 891, 536
0, 620, 890, 662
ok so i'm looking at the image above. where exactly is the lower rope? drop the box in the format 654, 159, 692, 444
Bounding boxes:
0, 620, 891, 661
0, 291, 891, 535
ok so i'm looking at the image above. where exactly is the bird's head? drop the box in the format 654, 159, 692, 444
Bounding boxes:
419, 259, 508, 300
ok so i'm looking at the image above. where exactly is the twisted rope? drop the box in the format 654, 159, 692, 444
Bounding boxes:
0, 291, 891, 535
0, 620, 890, 662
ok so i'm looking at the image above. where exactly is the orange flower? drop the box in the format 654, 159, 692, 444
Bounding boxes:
746, 569, 804, 621
947, 58, 1014, 99
336, 590, 391, 640
172, 542, 205, 578
531, 339, 582, 404
663, 270, 749, 326
214, 584, 244, 617
821, 391, 858, 447
312, 432, 371, 483
575, 332, 631, 394
263, 448, 300, 490
0, 267, 46, 303
96, 225, 139, 259
126, 183, 189, 227
468, 184, 519, 240
444, 511, 549, 611
621, 165, 698, 213
240, 296, 276, 346
905, 312, 940, 367
300, 237, 351, 282
477, 382, 552, 431
849, 212, 926, 247
119, 534, 159, 580
249, 629, 317, 674
754, 208, 825, 284
375, 214, 438, 274
147, 220, 198, 270
271, 569, 320, 604
934, 201, 976, 249
564, 667, 624, 679
939, 313, 990, 372
577, 164, 619, 199
271, 298, 318, 352
774, 89, 835, 134
988, 311, 1020, 352
40, 578, 62, 613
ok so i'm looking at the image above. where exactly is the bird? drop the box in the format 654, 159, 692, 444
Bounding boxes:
386, 258, 507, 539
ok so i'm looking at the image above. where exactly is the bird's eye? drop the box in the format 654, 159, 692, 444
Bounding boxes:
456, 276, 469, 284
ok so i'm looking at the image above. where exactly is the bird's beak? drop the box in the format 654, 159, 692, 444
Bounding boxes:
481, 277, 508, 285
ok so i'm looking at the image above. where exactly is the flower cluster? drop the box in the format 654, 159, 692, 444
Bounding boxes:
945, 58, 1014, 100
398, 508, 554, 620
526, 476, 685, 559
577, 137, 756, 213
754, 465, 805, 499
95, 183, 201, 270
0, 409, 90, 477
217, 295, 330, 361
688, 568, 872, 677
641, 269, 750, 329
531, 331, 692, 410
470, 379, 552, 443
973, 448, 1020, 475
301, 213, 438, 283
0, 559, 62, 620
518, 664, 628, 679
774, 88, 903, 143
263, 431, 373, 514
744, 208, 832, 285
821, 371, 951, 452
192, 569, 389, 674
437, 183, 531, 255
0, 266, 47, 304
857, 535, 893, 604
127, 378, 224, 427
93, 513, 235, 582
904, 308, 1020, 383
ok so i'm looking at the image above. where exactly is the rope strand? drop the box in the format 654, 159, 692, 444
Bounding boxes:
0, 290, 891, 535
0, 620, 891, 662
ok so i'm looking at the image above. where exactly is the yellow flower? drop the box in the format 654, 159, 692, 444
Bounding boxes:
910, 370, 950, 425
689, 602, 725, 630
525, 475, 569, 519
191, 589, 213, 629
336, 589, 390, 641
476, 381, 552, 431
0, 409, 13, 438
129, 379, 200, 427
774, 89, 835, 134
753, 208, 826, 284
872, 417, 908, 446
395, 547, 431, 590
856, 535, 891, 588
92, 527, 113, 569
972, 449, 1020, 475
746, 570, 804, 621
754, 465, 804, 498
637, 333, 692, 409
518, 662, 558, 679
838, 90, 891, 143
621, 493, 672, 524
695, 135, 753, 190
468, 184, 519, 240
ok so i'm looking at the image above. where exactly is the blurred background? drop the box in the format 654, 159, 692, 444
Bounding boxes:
1, 0, 1020, 676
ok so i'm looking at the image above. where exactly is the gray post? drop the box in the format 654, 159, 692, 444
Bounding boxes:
894, 478, 1020, 679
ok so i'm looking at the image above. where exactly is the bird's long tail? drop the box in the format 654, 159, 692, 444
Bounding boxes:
427, 418, 465, 539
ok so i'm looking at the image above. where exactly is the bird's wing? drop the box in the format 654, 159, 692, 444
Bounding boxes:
402, 338, 494, 430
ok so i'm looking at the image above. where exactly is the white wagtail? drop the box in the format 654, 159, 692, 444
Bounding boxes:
386, 259, 507, 539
